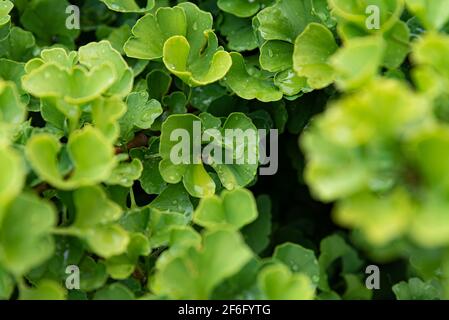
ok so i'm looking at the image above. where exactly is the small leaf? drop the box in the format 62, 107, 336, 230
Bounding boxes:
152, 229, 253, 299
393, 278, 441, 300
19, 280, 66, 300
78, 41, 133, 97
100, 0, 155, 13
0, 193, 56, 276
119, 91, 163, 141
26, 126, 116, 190
273, 243, 320, 286
217, 0, 262, 18
405, 0, 449, 31
194, 188, 258, 230
258, 263, 315, 300
293, 23, 337, 89
331, 36, 384, 90
225, 52, 283, 102
22, 63, 116, 105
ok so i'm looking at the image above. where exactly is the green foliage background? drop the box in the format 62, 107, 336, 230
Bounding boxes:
0, 0, 448, 300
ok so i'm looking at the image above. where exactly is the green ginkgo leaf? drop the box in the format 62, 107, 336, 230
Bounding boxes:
20, 0, 80, 47
0, 80, 26, 126
0, 145, 25, 220
22, 63, 116, 105
260, 40, 294, 73
293, 23, 338, 89
73, 186, 123, 229
25, 126, 116, 190
193, 188, 258, 230
0, 0, 13, 41
148, 209, 189, 248
301, 79, 427, 201
335, 189, 413, 246
159, 112, 259, 198
412, 33, 449, 87
163, 32, 232, 87
225, 52, 283, 102
0, 193, 56, 276
25, 48, 78, 73
100, 0, 155, 13
210, 113, 259, 190
119, 91, 163, 141
152, 229, 253, 299
91, 96, 127, 142
0, 59, 27, 97
331, 36, 384, 90
105, 233, 150, 279
318, 234, 362, 292
68, 186, 129, 258
0, 26, 36, 62
159, 113, 215, 198
273, 243, 320, 286
124, 6, 187, 60
255, 0, 319, 43
0, 265, 14, 299
125, 3, 231, 86
19, 280, 66, 300
242, 195, 272, 254
93, 283, 135, 300
258, 263, 315, 300
405, 0, 449, 31
393, 278, 441, 300
329, 0, 404, 32
130, 146, 167, 195
107, 158, 143, 188
219, 14, 258, 52
217, 0, 264, 18
78, 41, 133, 97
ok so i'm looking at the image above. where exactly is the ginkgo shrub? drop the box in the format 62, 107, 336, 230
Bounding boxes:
0, 0, 448, 301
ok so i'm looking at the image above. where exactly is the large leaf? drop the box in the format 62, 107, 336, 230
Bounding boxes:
0, 193, 56, 276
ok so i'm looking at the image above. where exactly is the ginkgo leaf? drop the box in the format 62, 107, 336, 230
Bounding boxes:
0, 0, 13, 41
22, 63, 116, 105
225, 52, 283, 102
125, 3, 231, 86
258, 263, 315, 300
152, 229, 253, 299
255, 0, 319, 43
193, 188, 258, 229
217, 0, 263, 18
405, 0, 449, 31
25, 126, 116, 190
100, 0, 155, 13
78, 41, 133, 97
331, 36, 385, 90
25, 47, 78, 73
293, 23, 338, 89
0, 193, 56, 276
0, 145, 25, 220
119, 91, 163, 141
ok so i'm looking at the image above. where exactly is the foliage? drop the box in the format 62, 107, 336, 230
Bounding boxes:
0, 0, 448, 301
